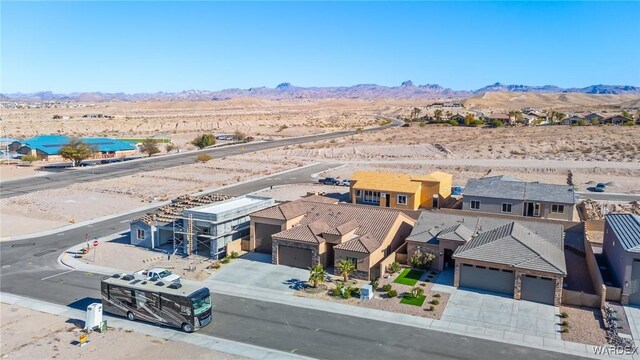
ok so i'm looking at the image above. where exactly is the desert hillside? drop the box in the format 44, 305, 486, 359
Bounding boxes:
463, 92, 640, 111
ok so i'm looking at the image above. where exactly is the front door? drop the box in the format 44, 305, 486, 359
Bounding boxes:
443, 249, 453, 268
524, 202, 540, 217
385, 194, 390, 207
432, 195, 439, 208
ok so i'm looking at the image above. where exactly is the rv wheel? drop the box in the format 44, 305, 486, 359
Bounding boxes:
182, 323, 193, 333
127, 312, 135, 321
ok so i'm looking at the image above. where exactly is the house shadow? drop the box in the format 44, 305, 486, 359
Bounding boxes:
107, 232, 130, 245
239, 252, 272, 263
433, 268, 455, 286
283, 278, 307, 290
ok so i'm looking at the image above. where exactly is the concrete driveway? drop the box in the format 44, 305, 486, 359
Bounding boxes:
441, 289, 561, 340
208, 252, 309, 294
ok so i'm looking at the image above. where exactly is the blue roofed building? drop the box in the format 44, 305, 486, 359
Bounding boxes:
16, 135, 136, 162
602, 213, 640, 305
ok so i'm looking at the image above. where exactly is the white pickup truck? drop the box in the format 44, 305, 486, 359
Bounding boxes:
136, 268, 180, 282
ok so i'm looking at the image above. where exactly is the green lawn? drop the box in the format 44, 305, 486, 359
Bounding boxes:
400, 293, 426, 306
394, 268, 424, 286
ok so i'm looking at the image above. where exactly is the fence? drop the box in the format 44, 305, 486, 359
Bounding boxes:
562, 290, 602, 308
606, 286, 622, 302
226, 239, 243, 255
378, 243, 408, 279
582, 223, 607, 308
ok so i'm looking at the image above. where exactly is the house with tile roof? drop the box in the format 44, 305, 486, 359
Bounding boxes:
349, 170, 452, 210
405, 211, 566, 305
601, 213, 640, 305
462, 175, 576, 221
249, 195, 415, 280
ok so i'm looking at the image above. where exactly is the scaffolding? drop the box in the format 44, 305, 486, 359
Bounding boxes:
172, 215, 249, 258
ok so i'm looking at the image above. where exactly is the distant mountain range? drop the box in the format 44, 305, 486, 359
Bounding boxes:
2, 82, 639, 102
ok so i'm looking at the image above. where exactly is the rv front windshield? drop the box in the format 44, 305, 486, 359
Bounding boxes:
191, 291, 211, 316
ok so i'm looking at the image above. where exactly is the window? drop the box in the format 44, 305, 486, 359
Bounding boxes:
501, 203, 512, 213
346, 257, 358, 266
397, 194, 407, 205
355, 190, 362, 198
551, 204, 565, 214
363, 190, 381, 203
470, 200, 481, 210
136, 229, 145, 240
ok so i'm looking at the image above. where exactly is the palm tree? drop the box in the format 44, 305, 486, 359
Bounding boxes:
308, 264, 327, 288
336, 259, 356, 282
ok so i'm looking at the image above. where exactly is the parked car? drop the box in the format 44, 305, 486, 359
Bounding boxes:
319, 177, 341, 186
595, 183, 606, 192
136, 268, 180, 282
246, 136, 255, 142
340, 179, 350, 186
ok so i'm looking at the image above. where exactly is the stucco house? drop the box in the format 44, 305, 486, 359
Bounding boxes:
462, 176, 576, 221
601, 213, 640, 305
249, 195, 415, 280
349, 171, 452, 210
406, 211, 566, 305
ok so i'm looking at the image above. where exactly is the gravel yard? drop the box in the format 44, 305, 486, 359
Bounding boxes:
560, 305, 607, 345
296, 268, 449, 320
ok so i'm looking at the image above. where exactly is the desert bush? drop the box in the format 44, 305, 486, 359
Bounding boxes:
559, 312, 568, 318
389, 261, 401, 274
21, 155, 38, 164
191, 134, 216, 149
410, 287, 424, 298
196, 154, 213, 163
430, 299, 440, 305
427, 305, 435, 311
370, 279, 379, 290
433, 293, 441, 298
387, 289, 398, 298
382, 284, 392, 292
221, 258, 230, 264
229, 251, 239, 259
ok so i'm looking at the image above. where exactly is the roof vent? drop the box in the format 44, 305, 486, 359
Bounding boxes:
111, 274, 121, 278
155, 281, 165, 286
168, 283, 182, 289
121, 274, 135, 281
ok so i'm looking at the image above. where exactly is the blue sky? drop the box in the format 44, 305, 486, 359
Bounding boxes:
2, 1, 639, 93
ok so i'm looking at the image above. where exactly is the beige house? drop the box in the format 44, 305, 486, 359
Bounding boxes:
249, 195, 415, 280
406, 211, 566, 305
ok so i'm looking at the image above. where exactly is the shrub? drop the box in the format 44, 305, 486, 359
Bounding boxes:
370, 279, 379, 290
221, 258, 230, 264
448, 120, 458, 126
419, 283, 426, 287
389, 261, 401, 274
196, 154, 213, 163
212, 261, 221, 269
331, 287, 341, 297
492, 120, 504, 127
410, 287, 424, 298
382, 284, 392, 292
430, 299, 440, 305
433, 293, 441, 298
624, 121, 636, 126
229, 251, 239, 259
427, 305, 435, 311
577, 119, 586, 126
559, 312, 568, 319
387, 289, 398, 298
341, 287, 353, 299
21, 155, 38, 164
351, 287, 361, 298
418, 122, 426, 128
561, 320, 569, 326
191, 134, 216, 149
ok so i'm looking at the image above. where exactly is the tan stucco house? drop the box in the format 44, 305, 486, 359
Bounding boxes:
249, 195, 415, 280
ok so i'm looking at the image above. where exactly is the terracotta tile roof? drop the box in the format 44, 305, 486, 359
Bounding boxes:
300, 195, 340, 204
266, 200, 411, 250
250, 195, 338, 220
335, 234, 379, 254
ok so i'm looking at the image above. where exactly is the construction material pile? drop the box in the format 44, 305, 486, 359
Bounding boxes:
137, 193, 231, 225
580, 199, 640, 220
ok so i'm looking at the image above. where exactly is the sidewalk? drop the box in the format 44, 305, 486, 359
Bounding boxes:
57, 240, 625, 360
0, 292, 309, 360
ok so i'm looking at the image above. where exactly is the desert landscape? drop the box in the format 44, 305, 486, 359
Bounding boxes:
1, 95, 639, 237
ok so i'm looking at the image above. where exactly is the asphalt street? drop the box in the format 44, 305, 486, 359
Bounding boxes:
0, 119, 398, 199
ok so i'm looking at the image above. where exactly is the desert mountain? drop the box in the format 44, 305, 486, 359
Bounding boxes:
2, 82, 639, 102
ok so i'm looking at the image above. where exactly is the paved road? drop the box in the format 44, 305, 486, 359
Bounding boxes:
0, 119, 398, 199
576, 191, 640, 202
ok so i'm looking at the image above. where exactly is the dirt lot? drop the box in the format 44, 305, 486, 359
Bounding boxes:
268, 125, 640, 193
0, 303, 243, 360
0, 155, 309, 238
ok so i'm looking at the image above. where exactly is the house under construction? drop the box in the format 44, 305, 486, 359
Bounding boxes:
130, 194, 275, 259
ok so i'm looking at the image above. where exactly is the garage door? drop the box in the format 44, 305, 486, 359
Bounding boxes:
278, 245, 312, 269
459, 264, 514, 295
254, 223, 281, 253
521, 275, 556, 305
629, 261, 640, 306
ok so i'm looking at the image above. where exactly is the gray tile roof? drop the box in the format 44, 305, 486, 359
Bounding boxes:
335, 234, 379, 254
453, 222, 566, 275
463, 177, 575, 204
430, 223, 474, 243
606, 213, 640, 253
